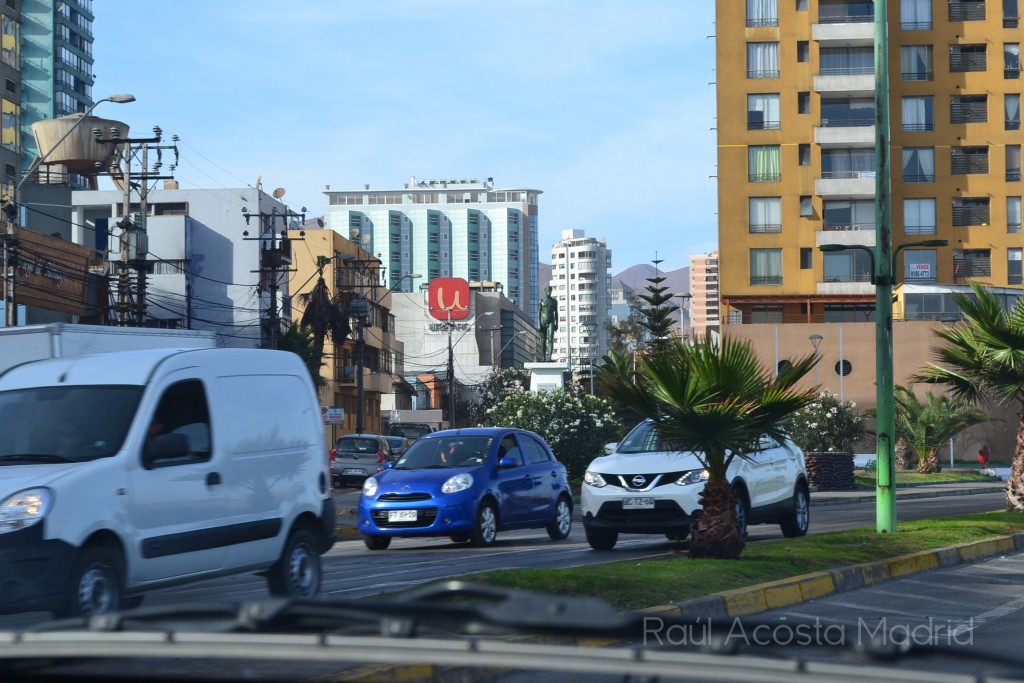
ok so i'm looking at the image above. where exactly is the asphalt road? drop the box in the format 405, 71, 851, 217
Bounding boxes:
0, 490, 1005, 631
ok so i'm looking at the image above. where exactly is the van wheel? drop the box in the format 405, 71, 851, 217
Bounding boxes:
268, 529, 322, 599
58, 546, 125, 618
363, 535, 392, 550
470, 502, 498, 547
780, 486, 810, 538
585, 526, 618, 551
546, 496, 572, 540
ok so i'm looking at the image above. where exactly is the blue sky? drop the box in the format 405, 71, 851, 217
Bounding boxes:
91, 1, 718, 271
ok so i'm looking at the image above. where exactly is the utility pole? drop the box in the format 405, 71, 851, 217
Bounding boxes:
447, 309, 456, 428
242, 205, 305, 349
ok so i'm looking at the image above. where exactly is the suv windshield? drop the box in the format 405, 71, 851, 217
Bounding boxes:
615, 420, 681, 454
395, 436, 494, 469
0, 385, 144, 461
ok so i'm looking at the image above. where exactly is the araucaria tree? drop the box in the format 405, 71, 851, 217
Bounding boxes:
603, 337, 818, 560
636, 258, 679, 353
913, 281, 1024, 508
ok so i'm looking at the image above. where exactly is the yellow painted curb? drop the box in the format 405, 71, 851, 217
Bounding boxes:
797, 573, 835, 601
720, 587, 768, 616
884, 549, 940, 578
958, 536, 1015, 562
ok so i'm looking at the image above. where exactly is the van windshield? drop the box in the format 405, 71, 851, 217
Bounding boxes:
0, 385, 144, 462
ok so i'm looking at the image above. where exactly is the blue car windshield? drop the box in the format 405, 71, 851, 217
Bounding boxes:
395, 436, 494, 469
0, 385, 144, 462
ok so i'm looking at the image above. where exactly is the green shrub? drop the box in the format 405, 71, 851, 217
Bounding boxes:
783, 390, 865, 453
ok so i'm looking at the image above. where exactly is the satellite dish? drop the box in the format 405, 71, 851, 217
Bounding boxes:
316, 218, 325, 228
272, 187, 286, 199
350, 229, 360, 239
361, 235, 371, 246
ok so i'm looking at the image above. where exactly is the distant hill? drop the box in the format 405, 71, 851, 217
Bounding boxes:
613, 264, 689, 297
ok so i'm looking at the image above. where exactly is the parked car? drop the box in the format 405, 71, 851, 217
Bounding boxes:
581, 419, 809, 550
382, 435, 412, 462
331, 434, 391, 488
358, 428, 574, 550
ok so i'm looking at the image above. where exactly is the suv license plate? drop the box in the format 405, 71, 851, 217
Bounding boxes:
342, 468, 365, 476
388, 510, 418, 522
623, 498, 655, 510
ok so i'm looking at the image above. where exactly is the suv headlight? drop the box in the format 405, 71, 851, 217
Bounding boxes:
362, 476, 378, 498
0, 488, 53, 534
584, 471, 607, 488
676, 469, 709, 486
442, 473, 473, 494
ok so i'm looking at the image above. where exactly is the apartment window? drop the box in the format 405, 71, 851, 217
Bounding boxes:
952, 197, 991, 226
747, 93, 780, 129
797, 0, 808, 9
823, 200, 875, 231
905, 250, 938, 283
948, 0, 986, 21
1, 99, 17, 152
950, 146, 989, 175
749, 197, 782, 233
902, 147, 935, 182
901, 0, 933, 29
747, 0, 778, 26
1006, 43, 1021, 78
820, 47, 874, 75
954, 249, 992, 278
949, 94, 987, 123
750, 249, 783, 285
821, 98, 874, 127
797, 91, 810, 114
3, 79, 12, 94
824, 249, 873, 283
748, 145, 781, 182
822, 148, 873, 178
1010, 197, 1022, 233
798, 143, 811, 166
904, 198, 937, 235
901, 45, 933, 80
1007, 0, 1021, 26
747, 42, 779, 78
820, 0, 873, 22
800, 248, 813, 270
797, 41, 809, 63
1007, 248, 1024, 285
800, 196, 813, 217
950, 44, 987, 72
1007, 94, 1021, 129
901, 97, 933, 132
1008, 145, 1022, 181
4, 162, 13, 179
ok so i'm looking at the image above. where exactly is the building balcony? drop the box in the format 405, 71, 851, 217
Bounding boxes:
813, 73, 874, 97
814, 125, 875, 148
815, 175, 875, 198
817, 226, 876, 248
812, 21, 874, 46
816, 280, 874, 295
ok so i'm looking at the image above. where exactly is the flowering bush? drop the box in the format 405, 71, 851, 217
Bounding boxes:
485, 389, 620, 480
783, 390, 865, 453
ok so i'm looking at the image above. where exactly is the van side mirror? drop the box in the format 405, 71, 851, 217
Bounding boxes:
142, 433, 191, 469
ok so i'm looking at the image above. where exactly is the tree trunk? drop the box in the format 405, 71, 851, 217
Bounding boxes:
1006, 409, 1024, 511
895, 437, 916, 471
917, 448, 942, 474
690, 479, 745, 560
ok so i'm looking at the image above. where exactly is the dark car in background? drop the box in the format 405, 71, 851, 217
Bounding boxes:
331, 434, 390, 488
386, 423, 436, 441
383, 435, 412, 461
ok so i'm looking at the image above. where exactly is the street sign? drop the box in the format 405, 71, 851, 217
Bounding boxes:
322, 407, 345, 424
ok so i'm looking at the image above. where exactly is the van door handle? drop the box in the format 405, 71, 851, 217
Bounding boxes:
206, 472, 222, 486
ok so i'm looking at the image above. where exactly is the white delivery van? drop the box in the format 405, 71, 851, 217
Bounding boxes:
0, 347, 335, 617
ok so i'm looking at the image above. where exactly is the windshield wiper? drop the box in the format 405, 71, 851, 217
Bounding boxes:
0, 454, 71, 464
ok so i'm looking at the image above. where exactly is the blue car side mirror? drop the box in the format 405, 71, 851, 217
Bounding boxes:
498, 456, 517, 469
384, 461, 395, 470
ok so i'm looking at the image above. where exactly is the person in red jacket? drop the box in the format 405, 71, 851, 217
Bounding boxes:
978, 444, 991, 467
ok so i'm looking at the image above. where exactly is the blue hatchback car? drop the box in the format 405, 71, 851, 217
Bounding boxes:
357, 428, 574, 550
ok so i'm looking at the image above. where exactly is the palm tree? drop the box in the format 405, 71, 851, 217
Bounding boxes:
602, 336, 818, 559
913, 281, 1024, 508
892, 385, 988, 474
277, 322, 325, 389
297, 255, 352, 378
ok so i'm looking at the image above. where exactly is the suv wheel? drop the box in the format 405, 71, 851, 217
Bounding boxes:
732, 489, 749, 539
779, 486, 810, 537
585, 526, 618, 551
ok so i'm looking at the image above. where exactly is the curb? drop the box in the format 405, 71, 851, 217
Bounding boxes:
810, 484, 1005, 507
652, 531, 1024, 619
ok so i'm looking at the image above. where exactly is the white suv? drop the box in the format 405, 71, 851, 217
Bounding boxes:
581, 420, 809, 550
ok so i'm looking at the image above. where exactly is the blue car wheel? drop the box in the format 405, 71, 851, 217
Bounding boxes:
470, 502, 498, 547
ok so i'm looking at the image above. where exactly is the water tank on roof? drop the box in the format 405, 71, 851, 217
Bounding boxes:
30, 114, 130, 174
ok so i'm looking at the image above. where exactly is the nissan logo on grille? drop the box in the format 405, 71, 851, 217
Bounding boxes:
631, 475, 647, 488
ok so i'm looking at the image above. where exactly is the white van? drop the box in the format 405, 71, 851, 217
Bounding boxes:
0, 347, 335, 617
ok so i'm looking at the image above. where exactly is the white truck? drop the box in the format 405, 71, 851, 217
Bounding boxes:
0, 323, 216, 375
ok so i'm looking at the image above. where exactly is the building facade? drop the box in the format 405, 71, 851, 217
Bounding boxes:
322, 177, 542, 322
689, 250, 720, 339
716, 0, 1024, 325
547, 228, 612, 370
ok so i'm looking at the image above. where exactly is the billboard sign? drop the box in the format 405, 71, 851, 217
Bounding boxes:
11, 226, 93, 316
428, 277, 470, 321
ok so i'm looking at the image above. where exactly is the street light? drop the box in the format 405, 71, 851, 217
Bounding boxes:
818, 237, 948, 532
4, 94, 136, 327
808, 333, 823, 385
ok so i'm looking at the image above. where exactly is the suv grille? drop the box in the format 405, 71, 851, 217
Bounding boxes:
600, 471, 689, 491
597, 500, 687, 525
371, 508, 439, 528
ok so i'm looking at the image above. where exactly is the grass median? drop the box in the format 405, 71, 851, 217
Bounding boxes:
854, 471, 999, 489
462, 511, 1024, 611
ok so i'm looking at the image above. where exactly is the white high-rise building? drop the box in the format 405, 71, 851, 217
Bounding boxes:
547, 229, 612, 370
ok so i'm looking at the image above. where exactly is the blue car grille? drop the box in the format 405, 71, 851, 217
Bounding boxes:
377, 492, 433, 502
371, 508, 439, 528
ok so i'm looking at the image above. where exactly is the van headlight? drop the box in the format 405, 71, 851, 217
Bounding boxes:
676, 470, 709, 486
362, 476, 378, 498
442, 473, 473, 494
584, 471, 607, 488
0, 488, 53, 534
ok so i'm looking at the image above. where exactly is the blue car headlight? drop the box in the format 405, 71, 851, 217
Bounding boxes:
362, 476, 379, 498
676, 469, 709, 486
0, 488, 52, 534
584, 471, 607, 488
442, 473, 474, 494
